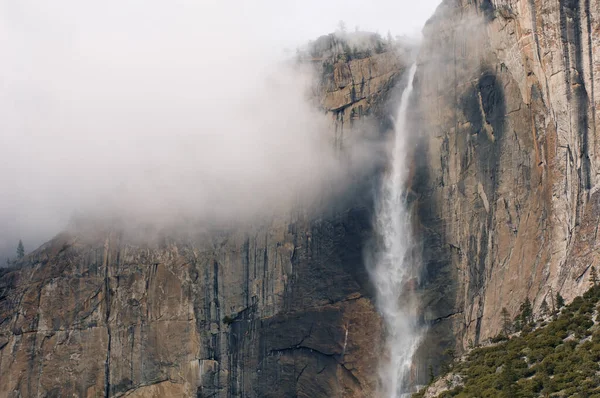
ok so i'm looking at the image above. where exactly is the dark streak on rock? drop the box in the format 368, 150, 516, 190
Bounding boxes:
431, 311, 464, 325
528, 0, 542, 64
561, 0, 591, 201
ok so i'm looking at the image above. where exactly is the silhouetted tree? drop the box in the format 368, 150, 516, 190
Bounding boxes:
441, 348, 456, 372
499, 360, 519, 398
556, 292, 565, 309
549, 288, 557, 316
16, 240, 24, 259
387, 30, 393, 44
590, 266, 599, 287
540, 299, 549, 317
443, 348, 456, 360
519, 297, 533, 326
501, 307, 511, 336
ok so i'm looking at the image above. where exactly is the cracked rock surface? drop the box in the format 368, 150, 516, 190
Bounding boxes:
0, 49, 405, 397
413, 0, 600, 369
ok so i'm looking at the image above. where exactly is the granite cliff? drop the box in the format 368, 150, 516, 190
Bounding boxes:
414, 0, 600, 370
2, 0, 600, 394
0, 40, 406, 397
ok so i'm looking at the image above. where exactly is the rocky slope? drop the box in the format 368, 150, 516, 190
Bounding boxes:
416, 284, 600, 397
0, 43, 406, 397
413, 0, 600, 370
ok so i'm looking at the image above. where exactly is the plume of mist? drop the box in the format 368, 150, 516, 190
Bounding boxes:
0, 1, 385, 258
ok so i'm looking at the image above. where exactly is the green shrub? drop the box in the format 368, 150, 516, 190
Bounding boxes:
416, 283, 600, 397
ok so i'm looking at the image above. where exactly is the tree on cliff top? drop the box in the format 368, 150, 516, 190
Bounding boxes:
16, 240, 24, 259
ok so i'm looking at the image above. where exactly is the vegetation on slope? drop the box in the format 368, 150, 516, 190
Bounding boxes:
416, 274, 600, 397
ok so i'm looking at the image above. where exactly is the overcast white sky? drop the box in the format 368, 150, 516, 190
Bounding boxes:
243, 0, 442, 47
1, 0, 442, 57
0, 0, 441, 261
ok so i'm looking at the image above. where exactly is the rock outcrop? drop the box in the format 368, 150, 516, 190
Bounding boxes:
414, 0, 600, 368
0, 44, 405, 397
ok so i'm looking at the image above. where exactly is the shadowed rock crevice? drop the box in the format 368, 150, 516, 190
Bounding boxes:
560, 0, 592, 196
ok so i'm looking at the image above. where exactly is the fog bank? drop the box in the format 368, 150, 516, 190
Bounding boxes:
0, 0, 441, 260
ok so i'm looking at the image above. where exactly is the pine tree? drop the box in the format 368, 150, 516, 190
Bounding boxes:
519, 297, 533, 325
499, 360, 519, 398
540, 298, 549, 317
540, 371, 556, 397
441, 348, 456, 372
428, 364, 435, 384
549, 287, 557, 316
443, 348, 456, 360
556, 292, 565, 309
16, 240, 24, 259
590, 266, 599, 287
501, 307, 511, 336
514, 316, 522, 332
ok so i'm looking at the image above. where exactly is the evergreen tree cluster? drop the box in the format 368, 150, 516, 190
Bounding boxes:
416, 284, 600, 398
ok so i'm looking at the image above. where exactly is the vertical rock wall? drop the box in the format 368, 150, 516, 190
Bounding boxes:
414, 0, 600, 364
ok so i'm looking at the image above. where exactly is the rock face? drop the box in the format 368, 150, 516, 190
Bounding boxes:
319, 50, 409, 147
0, 223, 377, 398
7, 2, 600, 391
0, 46, 405, 397
413, 0, 600, 367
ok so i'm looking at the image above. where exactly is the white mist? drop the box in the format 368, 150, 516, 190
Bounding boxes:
370, 63, 422, 398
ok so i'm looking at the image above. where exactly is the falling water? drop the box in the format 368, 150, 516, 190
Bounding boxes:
371, 63, 421, 398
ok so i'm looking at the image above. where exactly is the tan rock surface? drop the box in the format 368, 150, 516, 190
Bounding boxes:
414, 0, 600, 366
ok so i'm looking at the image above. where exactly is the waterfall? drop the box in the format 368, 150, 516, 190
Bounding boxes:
370, 63, 422, 398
